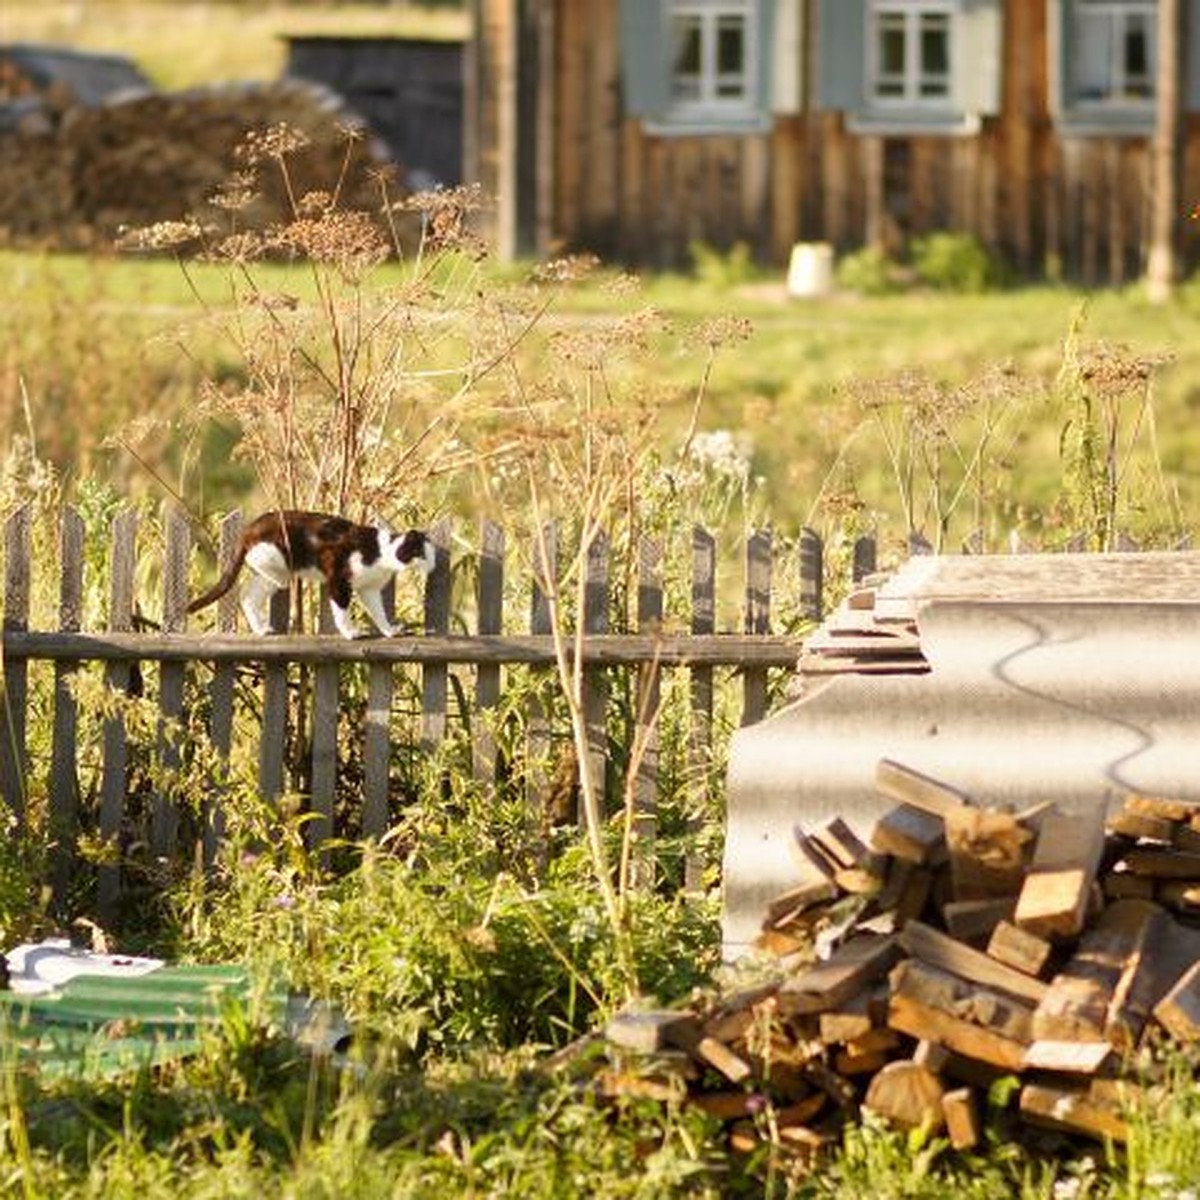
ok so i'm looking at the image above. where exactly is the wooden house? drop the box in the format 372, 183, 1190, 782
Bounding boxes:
466, 0, 1200, 283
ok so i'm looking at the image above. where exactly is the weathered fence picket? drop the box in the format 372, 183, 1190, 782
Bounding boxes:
2, 505, 837, 908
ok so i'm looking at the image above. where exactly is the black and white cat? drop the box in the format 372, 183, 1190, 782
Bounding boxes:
188, 510, 436, 639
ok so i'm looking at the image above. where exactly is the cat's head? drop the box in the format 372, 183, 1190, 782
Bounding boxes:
385, 529, 437, 576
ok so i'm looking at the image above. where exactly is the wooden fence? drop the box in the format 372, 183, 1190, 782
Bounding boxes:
0, 505, 868, 917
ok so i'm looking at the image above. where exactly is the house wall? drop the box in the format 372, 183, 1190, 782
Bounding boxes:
478, 0, 1200, 281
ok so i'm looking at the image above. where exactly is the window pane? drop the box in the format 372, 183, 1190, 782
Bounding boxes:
876, 13, 906, 97
1124, 13, 1154, 96
918, 13, 949, 97
671, 15, 703, 101
716, 15, 747, 97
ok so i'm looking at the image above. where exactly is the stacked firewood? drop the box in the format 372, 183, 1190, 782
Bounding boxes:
599, 760, 1200, 1161
0, 80, 391, 251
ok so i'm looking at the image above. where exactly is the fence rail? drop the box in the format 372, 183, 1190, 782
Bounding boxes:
1, 505, 858, 917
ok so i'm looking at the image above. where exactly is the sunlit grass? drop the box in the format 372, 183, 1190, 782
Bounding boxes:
0, 1, 468, 91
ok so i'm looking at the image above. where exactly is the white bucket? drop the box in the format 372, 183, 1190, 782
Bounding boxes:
786, 241, 834, 298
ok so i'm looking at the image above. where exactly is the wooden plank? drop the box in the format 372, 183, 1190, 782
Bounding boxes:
777, 935, 901, 1016
986, 921, 1054, 978
870, 803, 946, 865
630, 535, 662, 886
1022, 1040, 1114, 1075
891, 957, 1036, 1043
875, 758, 974, 817
1, 630, 806, 668
421, 518, 453, 749
686, 526, 715, 892
308, 584, 339, 850
943, 897, 1016, 945
580, 529, 609, 823
899, 920, 1050, 1005
741, 530, 771, 726
944, 806, 1032, 900
0, 504, 31, 825
98, 509, 138, 921
1124, 793, 1198, 822
151, 507, 189, 860
1031, 899, 1160, 1044
49, 507, 84, 908
852, 535, 877, 582
1120, 848, 1200, 878
1153, 959, 1200, 1041
205, 510, 241, 863
941, 1087, 981, 1150
1014, 805, 1107, 940
472, 519, 504, 782
1019, 1082, 1130, 1143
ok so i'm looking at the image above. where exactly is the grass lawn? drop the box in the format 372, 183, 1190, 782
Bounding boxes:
0, 1, 468, 90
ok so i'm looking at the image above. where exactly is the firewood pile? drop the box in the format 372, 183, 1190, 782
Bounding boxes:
596, 759, 1200, 1162
0, 80, 392, 251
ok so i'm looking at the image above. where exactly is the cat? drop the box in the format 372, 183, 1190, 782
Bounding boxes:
187, 510, 436, 639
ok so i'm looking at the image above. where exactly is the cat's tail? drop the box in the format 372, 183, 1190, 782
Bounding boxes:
187, 543, 247, 615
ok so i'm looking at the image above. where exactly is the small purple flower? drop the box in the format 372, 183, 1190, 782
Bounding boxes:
744, 1094, 768, 1116
274, 892, 296, 910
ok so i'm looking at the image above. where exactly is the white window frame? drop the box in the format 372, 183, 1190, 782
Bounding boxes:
666, 0, 759, 122
1070, 0, 1156, 108
868, 0, 956, 109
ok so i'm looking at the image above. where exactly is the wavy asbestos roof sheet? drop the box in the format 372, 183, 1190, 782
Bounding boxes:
722, 553, 1200, 960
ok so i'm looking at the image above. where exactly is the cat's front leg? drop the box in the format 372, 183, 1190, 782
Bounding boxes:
359, 587, 400, 637
329, 598, 363, 640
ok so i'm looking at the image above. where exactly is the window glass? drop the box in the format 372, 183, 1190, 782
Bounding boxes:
668, 1, 754, 114
1072, 0, 1156, 104
870, 2, 954, 105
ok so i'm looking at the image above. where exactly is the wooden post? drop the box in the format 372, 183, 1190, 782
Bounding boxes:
686, 526, 715, 893
0, 504, 31, 825
852, 534, 877, 583
362, 576, 395, 839
798, 526, 823, 622
473, 520, 505, 782
742, 530, 771, 726
205, 511, 242, 864
308, 584, 339, 850
526, 522, 556, 825
98, 508, 138, 921
49, 507, 84, 908
259, 588, 291, 804
151, 507, 189, 860
631, 535, 662, 886
1147, 0, 1184, 303
421, 519, 453, 749
580, 529, 610, 822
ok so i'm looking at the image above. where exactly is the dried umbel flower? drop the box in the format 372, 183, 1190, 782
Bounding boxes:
209, 169, 259, 213
1074, 340, 1174, 398
236, 122, 311, 165
205, 232, 266, 265
117, 220, 205, 251
531, 254, 601, 285
688, 315, 754, 351
273, 209, 390, 274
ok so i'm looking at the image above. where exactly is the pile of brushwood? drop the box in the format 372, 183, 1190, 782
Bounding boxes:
586, 759, 1200, 1167
0, 78, 389, 250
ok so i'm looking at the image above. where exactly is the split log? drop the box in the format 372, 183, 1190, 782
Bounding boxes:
1014, 805, 1107, 940
864, 1060, 946, 1131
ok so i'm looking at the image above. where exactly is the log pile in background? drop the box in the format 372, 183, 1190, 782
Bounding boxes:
598, 760, 1200, 1163
0, 80, 392, 251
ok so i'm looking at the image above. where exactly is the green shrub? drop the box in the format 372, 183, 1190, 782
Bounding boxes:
835, 246, 899, 296
688, 240, 759, 290
910, 231, 1001, 293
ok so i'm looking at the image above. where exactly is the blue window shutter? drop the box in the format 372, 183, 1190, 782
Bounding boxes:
1188, 0, 1200, 111
957, 0, 1003, 117
815, 0, 867, 112
756, 0, 777, 112
769, 0, 805, 114
1048, 0, 1069, 116
620, 0, 669, 118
